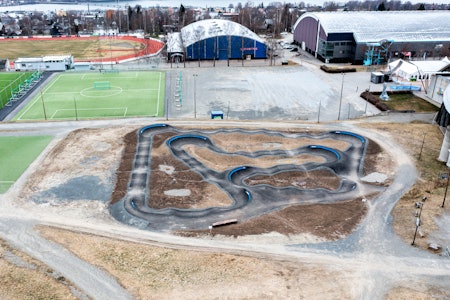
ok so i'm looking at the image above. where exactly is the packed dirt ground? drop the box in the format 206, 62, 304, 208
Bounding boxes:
111, 126, 384, 239
1, 121, 449, 299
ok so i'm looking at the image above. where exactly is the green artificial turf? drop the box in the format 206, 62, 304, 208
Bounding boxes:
0, 72, 34, 109
0, 135, 53, 193
13, 71, 165, 121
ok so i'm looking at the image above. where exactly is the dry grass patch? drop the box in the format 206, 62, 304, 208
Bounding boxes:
0, 38, 144, 61
0, 238, 79, 300
359, 123, 449, 252
36, 226, 354, 299
386, 285, 450, 300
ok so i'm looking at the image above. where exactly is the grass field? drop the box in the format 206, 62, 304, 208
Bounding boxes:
13, 71, 165, 121
0, 135, 53, 193
0, 37, 144, 61
0, 72, 34, 109
380, 92, 439, 112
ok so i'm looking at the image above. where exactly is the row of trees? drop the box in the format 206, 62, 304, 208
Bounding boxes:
107, 0, 449, 36
3, 0, 449, 37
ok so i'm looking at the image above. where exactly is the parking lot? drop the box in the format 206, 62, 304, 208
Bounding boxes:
163, 49, 382, 122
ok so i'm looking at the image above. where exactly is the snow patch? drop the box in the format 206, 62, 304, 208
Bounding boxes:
159, 164, 175, 175
164, 189, 191, 197
361, 172, 388, 183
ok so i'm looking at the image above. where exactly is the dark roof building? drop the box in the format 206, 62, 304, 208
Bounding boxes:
293, 11, 450, 64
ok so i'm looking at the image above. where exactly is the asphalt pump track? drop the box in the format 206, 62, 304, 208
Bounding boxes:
110, 124, 383, 231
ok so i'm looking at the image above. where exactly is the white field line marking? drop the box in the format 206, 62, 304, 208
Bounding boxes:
123, 107, 128, 117
42, 73, 61, 94
50, 107, 128, 119
1, 73, 30, 99
45, 88, 157, 97
68, 72, 139, 80
79, 74, 139, 80
17, 74, 62, 120
0, 181, 15, 183
44, 91, 80, 95
17, 94, 42, 120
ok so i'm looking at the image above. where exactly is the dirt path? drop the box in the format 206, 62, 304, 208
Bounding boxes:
0, 218, 133, 300
0, 119, 449, 299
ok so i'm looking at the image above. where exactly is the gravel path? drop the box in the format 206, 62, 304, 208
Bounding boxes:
0, 50, 448, 298
0, 119, 449, 299
0, 217, 133, 299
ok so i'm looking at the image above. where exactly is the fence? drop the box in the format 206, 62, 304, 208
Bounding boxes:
0, 71, 42, 109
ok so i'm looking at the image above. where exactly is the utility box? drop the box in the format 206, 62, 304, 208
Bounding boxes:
211, 110, 224, 119
370, 72, 384, 84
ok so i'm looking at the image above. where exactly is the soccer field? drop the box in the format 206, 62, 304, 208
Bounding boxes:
0, 135, 53, 193
13, 71, 165, 121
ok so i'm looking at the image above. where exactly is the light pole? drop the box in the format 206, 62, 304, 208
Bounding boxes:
338, 72, 345, 120
73, 97, 78, 121
442, 172, 449, 208
411, 196, 427, 245
193, 74, 198, 119
110, 33, 113, 69
40, 89, 47, 120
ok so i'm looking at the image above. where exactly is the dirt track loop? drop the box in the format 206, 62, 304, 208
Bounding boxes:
111, 124, 383, 231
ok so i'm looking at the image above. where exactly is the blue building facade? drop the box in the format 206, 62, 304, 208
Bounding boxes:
185, 35, 266, 60
180, 19, 267, 61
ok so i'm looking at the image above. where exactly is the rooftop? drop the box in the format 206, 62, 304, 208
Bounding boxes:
296, 11, 450, 43
181, 19, 264, 48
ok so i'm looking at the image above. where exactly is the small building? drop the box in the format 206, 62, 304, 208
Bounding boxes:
166, 32, 185, 63
370, 72, 384, 84
0, 59, 10, 72
211, 110, 224, 119
73, 61, 92, 71
14, 55, 74, 71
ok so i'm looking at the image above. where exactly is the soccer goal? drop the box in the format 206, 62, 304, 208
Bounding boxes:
94, 81, 111, 90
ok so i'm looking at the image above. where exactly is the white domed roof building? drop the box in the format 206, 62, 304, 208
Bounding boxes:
167, 19, 267, 62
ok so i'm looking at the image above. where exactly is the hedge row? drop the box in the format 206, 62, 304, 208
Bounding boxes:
320, 65, 357, 73
360, 91, 390, 111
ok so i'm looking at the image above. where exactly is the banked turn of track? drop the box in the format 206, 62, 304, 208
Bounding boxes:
111, 124, 381, 231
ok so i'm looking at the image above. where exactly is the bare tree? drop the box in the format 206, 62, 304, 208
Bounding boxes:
323, 2, 340, 11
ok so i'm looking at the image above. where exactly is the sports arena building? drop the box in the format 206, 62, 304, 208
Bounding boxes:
292, 11, 450, 65
167, 19, 267, 62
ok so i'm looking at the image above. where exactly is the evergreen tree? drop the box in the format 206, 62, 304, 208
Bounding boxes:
377, 2, 386, 11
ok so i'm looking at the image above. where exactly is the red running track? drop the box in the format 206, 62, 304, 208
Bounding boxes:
0, 35, 164, 63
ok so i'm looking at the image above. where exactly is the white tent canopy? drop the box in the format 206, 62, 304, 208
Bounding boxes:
444, 84, 450, 113
388, 57, 450, 81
